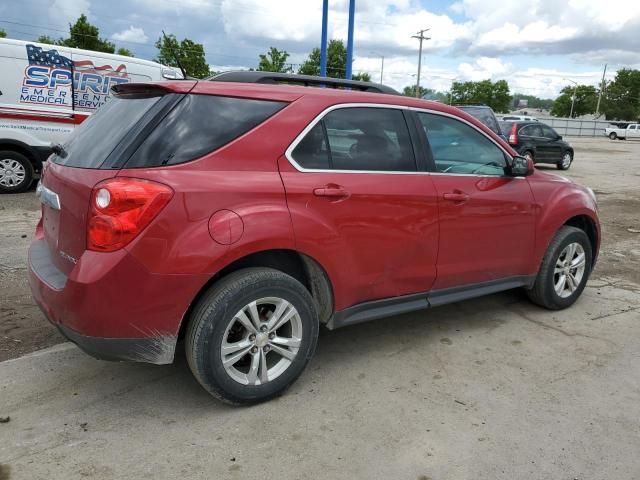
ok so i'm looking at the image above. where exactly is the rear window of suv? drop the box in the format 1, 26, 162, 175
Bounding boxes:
126, 95, 286, 168
53, 93, 286, 169
53, 94, 165, 168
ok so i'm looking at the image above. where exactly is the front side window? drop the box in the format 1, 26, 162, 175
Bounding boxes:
418, 112, 508, 176
291, 107, 416, 172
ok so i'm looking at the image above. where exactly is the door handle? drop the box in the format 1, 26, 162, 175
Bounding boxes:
313, 186, 349, 198
443, 192, 469, 202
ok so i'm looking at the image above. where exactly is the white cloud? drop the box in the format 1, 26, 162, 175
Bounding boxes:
112, 26, 148, 44
47, 0, 91, 25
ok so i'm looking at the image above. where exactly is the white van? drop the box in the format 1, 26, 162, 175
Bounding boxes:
0, 38, 183, 192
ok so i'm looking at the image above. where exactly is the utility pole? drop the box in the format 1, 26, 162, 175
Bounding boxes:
595, 64, 607, 118
411, 28, 430, 98
380, 55, 384, 84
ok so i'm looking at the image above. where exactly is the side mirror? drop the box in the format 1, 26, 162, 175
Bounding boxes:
557, 135, 563, 140
509, 156, 534, 177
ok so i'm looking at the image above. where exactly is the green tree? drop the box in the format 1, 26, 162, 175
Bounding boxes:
155, 34, 209, 78
36, 35, 58, 45
258, 47, 291, 73
602, 68, 640, 121
116, 47, 134, 57
551, 85, 597, 118
59, 14, 115, 53
352, 72, 371, 82
403, 85, 429, 97
0, 29, 7, 38
511, 94, 554, 111
450, 79, 512, 112
298, 39, 370, 81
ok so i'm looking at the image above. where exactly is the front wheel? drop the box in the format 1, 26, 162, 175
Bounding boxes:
527, 226, 592, 310
557, 151, 572, 170
186, 268, 319, 404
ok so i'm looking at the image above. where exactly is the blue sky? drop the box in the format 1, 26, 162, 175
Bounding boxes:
2, 0, 639, 98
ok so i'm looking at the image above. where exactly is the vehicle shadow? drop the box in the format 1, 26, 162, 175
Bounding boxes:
68, 288, 537, 411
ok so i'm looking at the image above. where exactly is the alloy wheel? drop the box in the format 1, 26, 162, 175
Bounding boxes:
561, 153, 572, 169
553, 242, 586, 298
221, 297, 303, 385
0, 158, 26, 188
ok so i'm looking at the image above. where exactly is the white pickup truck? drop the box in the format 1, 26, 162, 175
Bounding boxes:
605, 123, 640, 140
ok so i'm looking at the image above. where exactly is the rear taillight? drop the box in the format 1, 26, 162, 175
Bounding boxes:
508, 123, 518, 145
87, 178, 173, 252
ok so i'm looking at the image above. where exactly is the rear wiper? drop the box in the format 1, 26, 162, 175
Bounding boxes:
51, 143, 68, 158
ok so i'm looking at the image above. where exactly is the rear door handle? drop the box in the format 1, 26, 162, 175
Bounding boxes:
313, 186, 349, 198
443, 192, 469, 202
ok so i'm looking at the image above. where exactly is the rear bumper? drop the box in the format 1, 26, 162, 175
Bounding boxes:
55, 322, 176, 364
28, 237, 208, 364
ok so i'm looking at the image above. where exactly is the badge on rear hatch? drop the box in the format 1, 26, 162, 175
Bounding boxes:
36, 182, 61, 210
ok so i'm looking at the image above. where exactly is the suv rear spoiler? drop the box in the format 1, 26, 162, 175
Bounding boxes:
111, 81, 197, 96
208, 71, 400, 95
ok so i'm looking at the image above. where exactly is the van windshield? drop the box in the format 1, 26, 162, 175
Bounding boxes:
52, 94, 164, 168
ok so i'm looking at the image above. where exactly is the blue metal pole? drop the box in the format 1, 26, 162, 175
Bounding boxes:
345, 0, 355, 79
320, 0, 328, 77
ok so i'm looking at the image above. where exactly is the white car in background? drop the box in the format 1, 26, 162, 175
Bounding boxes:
605, 123, 640, 140
501, 114, 538, 122
0, 37, 182, 193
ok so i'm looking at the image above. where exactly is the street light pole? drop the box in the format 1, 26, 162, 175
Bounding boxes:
411, 28, 430, 98
595, 64, 607, 118
564, 78, 578, 118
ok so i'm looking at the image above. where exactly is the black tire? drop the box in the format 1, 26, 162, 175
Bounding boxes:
526, 226, 592, 310
186, 268, 319, 405
556, 151, 573, 170
608, 132, 617, 140
0, 150, 34, 193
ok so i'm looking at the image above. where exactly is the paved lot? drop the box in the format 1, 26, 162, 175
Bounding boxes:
1, 137, 639, 479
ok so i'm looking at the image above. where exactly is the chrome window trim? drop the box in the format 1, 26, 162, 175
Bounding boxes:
284, 102, 515, 177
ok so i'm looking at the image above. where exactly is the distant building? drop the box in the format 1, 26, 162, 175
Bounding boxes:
517, 99, 529, 108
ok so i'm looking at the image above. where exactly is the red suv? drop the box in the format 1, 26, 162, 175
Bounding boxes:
29, 73, 600, 404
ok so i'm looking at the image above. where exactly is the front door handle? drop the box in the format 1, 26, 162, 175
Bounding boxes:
313, 186, 350, 198
443, 192, 469, 202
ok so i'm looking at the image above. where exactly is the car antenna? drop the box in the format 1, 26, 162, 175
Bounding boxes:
162, 30, 187, 79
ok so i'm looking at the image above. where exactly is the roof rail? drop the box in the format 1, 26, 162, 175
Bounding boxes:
207, 71, 400, 95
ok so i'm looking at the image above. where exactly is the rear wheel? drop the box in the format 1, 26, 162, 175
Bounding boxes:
527, 226, 592, 310
557, 151, 572, 170
608, 132, 617, 140
0, 151, 34, 193
186, 268, 319, 404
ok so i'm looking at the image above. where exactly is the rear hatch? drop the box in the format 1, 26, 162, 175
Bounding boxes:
39, 80, 289, 274
40, 85, 190, 275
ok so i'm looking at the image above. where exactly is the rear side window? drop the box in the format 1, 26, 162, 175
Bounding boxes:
52, 94, 163, 168
520, 124, 543, 137
291, 107, 416, 172
127, 95, 287, 167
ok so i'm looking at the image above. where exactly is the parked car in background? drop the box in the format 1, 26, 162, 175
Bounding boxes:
605, 123, 640, 140
455, 104, 506, 139
0, 37, 182, 193
500, 120, 574, 170
501, 114, 538, 122
29, 73, 599, 404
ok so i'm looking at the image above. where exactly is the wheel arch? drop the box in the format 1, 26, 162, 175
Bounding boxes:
0, 139, 43, 173
177, 249, 335, 340
563, 214, 599, 266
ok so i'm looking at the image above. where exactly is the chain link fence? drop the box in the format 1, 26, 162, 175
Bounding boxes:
534, 117, 610, 137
